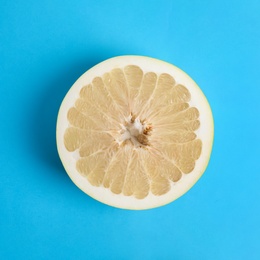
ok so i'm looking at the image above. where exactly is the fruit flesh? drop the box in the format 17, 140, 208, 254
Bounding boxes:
64, 66, 202, 199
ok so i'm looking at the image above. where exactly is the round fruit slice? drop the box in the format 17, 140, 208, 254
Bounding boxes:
56, 56, 214, 210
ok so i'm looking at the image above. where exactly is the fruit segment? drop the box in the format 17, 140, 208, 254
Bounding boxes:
103, 70, 129, 118
64, 127, 89, 152
132, 72, 157, 116
124, 65, 143, 102
77, 152, 108, 186
123, 150, 150, 199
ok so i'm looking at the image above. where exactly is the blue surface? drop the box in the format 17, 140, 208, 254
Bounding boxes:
1, 1, 260, 259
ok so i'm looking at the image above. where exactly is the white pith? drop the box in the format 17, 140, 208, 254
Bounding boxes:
56, 55, 214, 210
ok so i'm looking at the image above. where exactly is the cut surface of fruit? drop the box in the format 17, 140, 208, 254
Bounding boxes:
56, 56, 214, 210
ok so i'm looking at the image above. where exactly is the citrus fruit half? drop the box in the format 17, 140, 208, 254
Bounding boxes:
56, 56, 214, 210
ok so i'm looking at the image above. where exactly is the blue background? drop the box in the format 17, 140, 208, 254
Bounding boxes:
1, 0, 260, 259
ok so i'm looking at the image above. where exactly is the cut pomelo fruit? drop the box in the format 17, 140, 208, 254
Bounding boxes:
56, 56, 214, 210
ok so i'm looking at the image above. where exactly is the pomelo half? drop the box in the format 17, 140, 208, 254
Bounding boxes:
56, 56, 214, 210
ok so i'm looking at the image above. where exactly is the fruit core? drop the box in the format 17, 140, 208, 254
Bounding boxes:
120, 114, 152, 148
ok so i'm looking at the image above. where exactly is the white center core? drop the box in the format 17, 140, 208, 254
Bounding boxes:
119, 116, 147, 147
